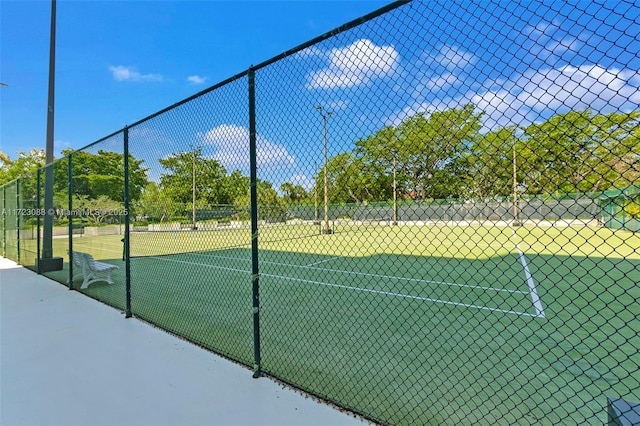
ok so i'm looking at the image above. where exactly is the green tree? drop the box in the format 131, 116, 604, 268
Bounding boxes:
355, 125, 405, 201
314, 152, 390, 204
522, 109, 598, 195
53, 150, 148, 202
224, 170, 250, 206
521, 109, 640, 195
233, 179, 285, 222
280, 182, 308, 205
395, 104, 483, 199
583, 110, 640, 191
159, 148, 227, 206
134, 181, 182, 222
0, 150, 10, 168
74, 195, 124, 225
464, 126, 521, 198
0, 149, 46, 185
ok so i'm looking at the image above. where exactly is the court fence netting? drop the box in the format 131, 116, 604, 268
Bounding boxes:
1, 1, 639, 424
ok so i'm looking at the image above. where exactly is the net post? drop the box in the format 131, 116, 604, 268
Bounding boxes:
67, 153, 73, 289
249, 66, 261, 379
123, 126, 132, 318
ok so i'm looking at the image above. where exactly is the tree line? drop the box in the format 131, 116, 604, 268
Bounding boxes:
1, 106, 638, 224
315, 106, 639, 204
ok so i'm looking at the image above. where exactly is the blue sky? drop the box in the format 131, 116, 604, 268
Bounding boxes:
0, 0, 390, 159
1, 0, 639, 191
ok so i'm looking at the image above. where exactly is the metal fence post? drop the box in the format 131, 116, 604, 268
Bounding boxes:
36, 169, 41, 274
68, 154, 73, 289
249, 66, 261, 378
2, 185, 6, 258
124, 127, 132, 318
16, 179, 20, 264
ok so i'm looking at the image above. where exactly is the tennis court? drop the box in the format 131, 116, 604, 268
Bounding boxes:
37, 222, 639, 425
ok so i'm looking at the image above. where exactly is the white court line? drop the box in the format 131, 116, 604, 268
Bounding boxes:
147, 256, 252, 275
511, 229, 546, 318
190, 251, 250, 264
262, 273, 538, 318
188, 251, 527, 295
145, 253, 535, 317
264, 259, 527, 295
73, 245, 122, 256
305, 255, 346, 267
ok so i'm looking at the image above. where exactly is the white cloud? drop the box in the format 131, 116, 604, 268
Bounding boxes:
435, 45, 476, 71
424, 73, 459, 90
290, 174, 314, 191
470, 64, 640, 129
471, 90, 528, 129
546, 38, 581, 56
384, 100, 452, 127
524, 20, 560, 41
521, 20, 583, 65
109, 65, 162, 82
411, 46, 475, 98
386, 62, 640, 133
55, 139, 73, 156
326, 100, 349, 110
295, 46, 326, 59
519, 65, 640, 111
187, 75, 206, 84
306, 39, 399, 89
198, 124, 295, 171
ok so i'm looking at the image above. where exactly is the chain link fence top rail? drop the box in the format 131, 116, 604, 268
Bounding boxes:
1, 0, 639, 424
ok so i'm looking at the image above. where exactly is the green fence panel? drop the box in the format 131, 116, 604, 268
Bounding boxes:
252, 0, 640, 424
4, 181, 19, 263
17, 170, 41, 270
127, 74, 254, 367
65, 132, 127, 310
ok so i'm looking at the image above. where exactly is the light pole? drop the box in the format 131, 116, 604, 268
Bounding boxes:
40, 0, 63, 272
314, 161, 319, 225
393, 154, 398, 225
512, 141, 520, 227
191, 145, 197, 230
314, 105, 333, 234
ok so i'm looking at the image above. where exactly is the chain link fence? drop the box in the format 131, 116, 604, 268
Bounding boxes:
1, 0, 639, 424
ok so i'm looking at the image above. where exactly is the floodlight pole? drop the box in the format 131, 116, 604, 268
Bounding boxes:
512, 141, 520, 227
42, 0, 58, 265
393, 155, 398, 225
191, 145, 197, 230
315, 105, 333, 234
314, 162, 319, 224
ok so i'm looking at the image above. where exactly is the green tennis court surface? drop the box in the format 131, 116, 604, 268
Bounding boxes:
38, 223, 639, 424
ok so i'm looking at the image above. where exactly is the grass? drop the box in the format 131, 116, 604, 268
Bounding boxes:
13, 223, 640, 425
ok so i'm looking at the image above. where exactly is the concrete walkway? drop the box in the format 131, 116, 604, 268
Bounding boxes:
0, 257, 369, 426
